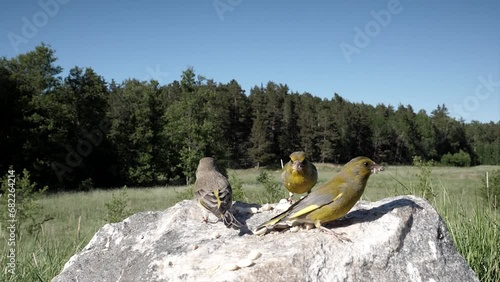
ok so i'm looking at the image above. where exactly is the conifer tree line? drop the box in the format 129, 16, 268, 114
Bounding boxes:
1, 45, 499, 191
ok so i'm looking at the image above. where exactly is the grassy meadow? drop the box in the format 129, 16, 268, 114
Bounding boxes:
1, 164, 499, 281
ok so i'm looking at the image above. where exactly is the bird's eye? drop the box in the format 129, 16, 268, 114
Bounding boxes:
363, 162, 368, 166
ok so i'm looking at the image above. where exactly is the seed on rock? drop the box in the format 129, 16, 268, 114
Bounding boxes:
247, 250, 262, 261
224, 263, 240, 271
275, 201, 291, 212
259, 204, 273, 212
304, 223, 314, 230
237, 258, 254, 268
235, 206, 256, 214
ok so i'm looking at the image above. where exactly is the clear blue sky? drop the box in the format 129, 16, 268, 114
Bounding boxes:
1, 0, 499, 122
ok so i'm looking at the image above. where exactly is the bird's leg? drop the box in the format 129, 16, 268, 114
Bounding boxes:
315, 220, 351, 242
204, 218, 220, 224
200, 210, 218, 224
200, 205, 208, 223
287, 192, 294, 203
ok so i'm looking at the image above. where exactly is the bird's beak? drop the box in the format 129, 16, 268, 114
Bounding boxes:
292, 160, 303, 172
370, 163, 384, 174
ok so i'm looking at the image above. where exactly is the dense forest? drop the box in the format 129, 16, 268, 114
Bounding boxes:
1, 44, 499, 191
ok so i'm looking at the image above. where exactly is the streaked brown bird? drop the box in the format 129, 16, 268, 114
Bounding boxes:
255, 156, 383, 237
194, 157, 242, 229
282, 151, 318, 202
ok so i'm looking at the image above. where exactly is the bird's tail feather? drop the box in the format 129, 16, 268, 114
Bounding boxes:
252, 212, 291, 235
222, 211, 243, 229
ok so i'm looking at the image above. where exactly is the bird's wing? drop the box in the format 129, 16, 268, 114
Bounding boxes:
308, 162, 318, 183
255, 181, 347, 232
195, 173, 232, 216
215, 174, 233, 211
195, 182, 218, 212
285, 182, 346, 220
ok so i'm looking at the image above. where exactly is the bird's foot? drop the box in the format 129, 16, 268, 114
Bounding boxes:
202, 215, 209, 223
201, 216, 219, 225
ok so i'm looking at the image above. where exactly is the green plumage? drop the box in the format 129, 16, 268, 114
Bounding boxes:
282, 151, 318, 199
255, 157, 383, 235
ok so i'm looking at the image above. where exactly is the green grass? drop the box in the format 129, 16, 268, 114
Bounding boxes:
1, 165, 498, 281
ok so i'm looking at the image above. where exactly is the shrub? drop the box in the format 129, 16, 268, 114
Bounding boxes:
412, 156, 436, 202
441, 150, 471, 167
104, 186, 131, 223
257, 171, 283, 202
229, 173, 246, 202
78, 178, 94, 192
0, 168, 51, 236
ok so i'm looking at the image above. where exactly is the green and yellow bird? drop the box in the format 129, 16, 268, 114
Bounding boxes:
254, 156, 383, 236
194, 157, 242, 229
282, 151, 318, 202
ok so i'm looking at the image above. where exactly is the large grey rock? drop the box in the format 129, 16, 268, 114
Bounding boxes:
52, 195, 479, 282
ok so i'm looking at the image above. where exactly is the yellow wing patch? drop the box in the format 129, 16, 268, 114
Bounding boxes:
289, 192, 343, 219
290, 204, 320, 219
333, 192, 343, 202
214, 188, 222, 209
264, 213, 288, 226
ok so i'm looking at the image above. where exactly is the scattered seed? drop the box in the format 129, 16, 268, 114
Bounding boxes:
259, 204, 273, 212
225, 263, 239, 271
275, 201, 291, 212
247, 250, 262, 261
237, 258, 254, 268
235, 206, 257, 214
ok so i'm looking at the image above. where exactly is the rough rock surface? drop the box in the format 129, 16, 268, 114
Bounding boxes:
52, 195, 479, 282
